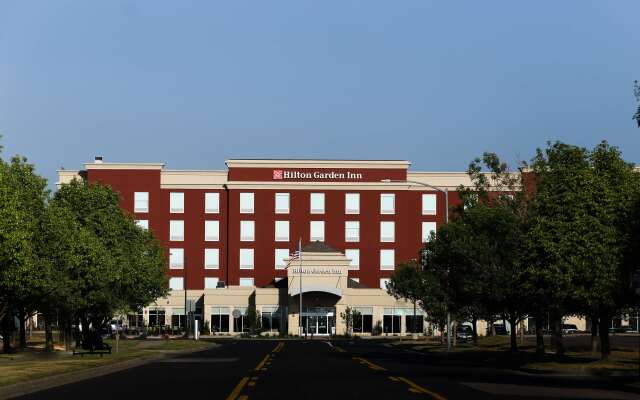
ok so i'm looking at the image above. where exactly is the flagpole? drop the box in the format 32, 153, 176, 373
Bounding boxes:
299, 237, 303, 338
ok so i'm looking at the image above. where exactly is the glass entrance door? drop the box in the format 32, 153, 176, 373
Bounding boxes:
301, 308, 335, 335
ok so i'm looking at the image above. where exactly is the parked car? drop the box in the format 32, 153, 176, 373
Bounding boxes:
561, 324, 579, 334
609, 326, 632, 334
457, 324, 474, 341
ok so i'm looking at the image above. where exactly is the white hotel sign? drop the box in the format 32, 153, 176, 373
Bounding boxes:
273, 170, 363, 180
291, 267, 343, 275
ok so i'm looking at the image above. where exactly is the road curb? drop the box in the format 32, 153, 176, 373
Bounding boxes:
0, 343, 218, 400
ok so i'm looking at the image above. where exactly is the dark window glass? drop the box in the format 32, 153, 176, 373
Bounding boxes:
362, 315, 373, 333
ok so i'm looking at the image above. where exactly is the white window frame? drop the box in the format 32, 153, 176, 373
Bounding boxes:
422, 222, 437, 243
380, 221, 395, 242
205, 220, 220, 241
169, 277, 184, 291
274, 248, 289, 270
134, 192, 149, 213
422, 194, 437, 215
345, 221, 360, 242
205, 277, 219, 289
204, 248, 220, 269
345, 249, 359, 271
169, 220, 184, 241
275, 221, 290, 242
275, 193, 290, 214
240, 192, 254, 214
239, 278, 254, 287
380, 249, 395, 270
239, 249, 254, 269
310, 193, 325, 214
310, 221, 325, 242
345, 193, 360, 214
135, 220, 149, 230
170, 192, 184, 213
380, 193, 395, 214
169, 248, 184, 269
205, 192, 220, 214
240, 221, 255, 242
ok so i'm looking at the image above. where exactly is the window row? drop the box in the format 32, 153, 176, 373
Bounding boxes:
134, 191, 437, 216
168, 248, 399, 271
158, 219, 436, 243
168, 277, 254, 290
134, 192, 221, 214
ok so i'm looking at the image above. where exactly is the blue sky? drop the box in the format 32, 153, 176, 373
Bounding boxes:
1, 1, 638, 186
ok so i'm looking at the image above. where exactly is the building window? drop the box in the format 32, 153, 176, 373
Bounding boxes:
210, 307, 230, 333
345, 193, 360, 214
380, 250, 395, 270
406, 310, 425, 333
233, 307, 249, 332
169, 277, 184, 290
148, 309, 166, 327
135, 220, 148, 230
275, 221, 289, 242
310, 193, 325, 214
239, 249, 254, 269
310, 221, 325, 242
383, 308, 401, 334
353, 307, 373, 333
169, 248, 184, 269
275, 249, 289, 270
422, 194, 437, 215
345, 221, 360, 242
240, 221, 255, 241
351, 278, 359, 283
380, 278, 390, 290
261, 306, 282, 333
134, 192, 149, 213
380, 221, 395, 242
171, 308, 186, 328
170, 192, 184, 213
275, 193, 290, 214
422, 222, 437, 243
204, 248, 219, 269
205, 193, 220, 213
380, 193, 395, 214
345, 249, 359, 270
240, 192, 254, 214
239, 278, 254, 287
205, 277, 219, 289
205, 220, 220, 241
170, 220, 184, 241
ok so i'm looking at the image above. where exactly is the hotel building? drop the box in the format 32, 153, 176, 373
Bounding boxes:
57, 158, 495, 336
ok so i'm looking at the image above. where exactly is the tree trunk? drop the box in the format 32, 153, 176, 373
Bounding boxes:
590, 315, 599, 356
598, 310, 611, 359
44, 313, 54, 352
18, 309, 27, 349
471, 316, 478, 346
552, 314, 564, 357
452, 321, 457, 347
534, 310, 545, 356
509, 317, 518, 352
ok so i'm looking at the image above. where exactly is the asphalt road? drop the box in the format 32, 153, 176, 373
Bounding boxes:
13, 339, 640, 400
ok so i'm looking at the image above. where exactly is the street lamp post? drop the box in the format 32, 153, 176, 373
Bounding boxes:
381, 179, 451, 352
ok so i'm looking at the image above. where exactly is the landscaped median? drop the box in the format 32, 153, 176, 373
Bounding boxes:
0, 338, 215, 394
388, 334, 640, 377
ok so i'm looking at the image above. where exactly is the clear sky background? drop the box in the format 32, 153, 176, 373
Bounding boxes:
1, 1, 638, 187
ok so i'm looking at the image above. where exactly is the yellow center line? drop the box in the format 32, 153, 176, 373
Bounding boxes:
333, 345, 346, 353
254, 354, 271, 371
271, 341, 284, 353
395, 376, 447, 400
352, 357, 387, 371
225, 377, 250, 400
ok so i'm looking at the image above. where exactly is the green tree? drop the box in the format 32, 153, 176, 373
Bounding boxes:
339, 306, 360, 337
528, 141, 640, 359
633, 80, 639, 127
387, 262, 425, 335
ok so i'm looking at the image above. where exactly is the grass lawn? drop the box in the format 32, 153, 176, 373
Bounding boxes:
391, 334, 640, 376
0, 338, 214, 387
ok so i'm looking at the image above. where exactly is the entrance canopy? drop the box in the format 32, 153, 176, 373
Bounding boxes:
289, 285, 342, 297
